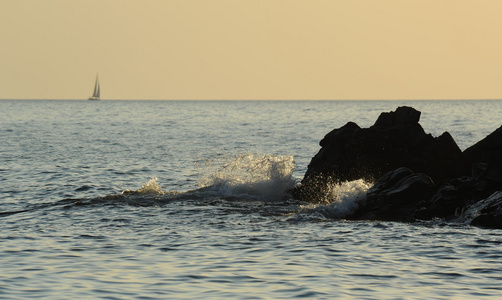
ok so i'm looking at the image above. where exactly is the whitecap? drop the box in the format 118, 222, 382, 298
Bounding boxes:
195, 153, 297, 201
122, 177, 165, 195
300, 179, 372, 219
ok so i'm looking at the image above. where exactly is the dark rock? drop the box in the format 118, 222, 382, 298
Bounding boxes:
422, 177, 491, 219
373, 106, 421, 127
367, 167, 414, 193
291, 106, 502, 227
462, 126, 502, 190
297, 106, 462, 203
469, 191, 502, 229
471, 214, 502, 229
463, 126, 502, 164
350, 168, 434, 221
289, 174, 338, 205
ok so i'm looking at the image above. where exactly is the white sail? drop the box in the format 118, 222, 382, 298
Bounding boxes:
94, 78, 100, 98
89, 75, 100, 100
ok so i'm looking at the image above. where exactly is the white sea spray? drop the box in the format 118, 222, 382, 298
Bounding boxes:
196, 153, 297, 200
300, 179, 372, 219
122, 177, 165, 195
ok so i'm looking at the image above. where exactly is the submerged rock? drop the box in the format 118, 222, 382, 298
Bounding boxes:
292, 106, 502, 228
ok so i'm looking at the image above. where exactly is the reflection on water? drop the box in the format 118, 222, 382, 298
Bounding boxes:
3, 198, 502, 299
2, 100, 502, 298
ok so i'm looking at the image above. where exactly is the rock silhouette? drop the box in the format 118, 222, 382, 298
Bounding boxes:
291, 106, 502, 229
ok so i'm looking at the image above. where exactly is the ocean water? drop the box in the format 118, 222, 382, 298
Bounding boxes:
1, 99, 502, 299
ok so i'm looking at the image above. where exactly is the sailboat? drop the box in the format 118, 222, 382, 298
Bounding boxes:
88, 75, 100, 100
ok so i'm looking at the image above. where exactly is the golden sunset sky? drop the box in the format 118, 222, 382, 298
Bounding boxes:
1, 0, 501, 100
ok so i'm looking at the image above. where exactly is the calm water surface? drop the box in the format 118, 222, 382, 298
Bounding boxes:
1, 100, 502, 299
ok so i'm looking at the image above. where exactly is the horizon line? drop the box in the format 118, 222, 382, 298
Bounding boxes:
1, 98, 502, 101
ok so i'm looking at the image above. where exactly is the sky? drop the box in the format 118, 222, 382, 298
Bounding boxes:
1, 0, 502, 100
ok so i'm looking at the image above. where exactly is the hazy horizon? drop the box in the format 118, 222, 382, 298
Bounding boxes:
2, 1, 502, 100
2, 98, 502, 101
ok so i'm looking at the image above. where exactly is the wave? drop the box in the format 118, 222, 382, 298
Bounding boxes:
298, 179, 372, 219
0, 153, 372, 221
109, 153, 297, 204
194, 153, 297, 201
115, 171, 372, 220
122, 177, 166, 195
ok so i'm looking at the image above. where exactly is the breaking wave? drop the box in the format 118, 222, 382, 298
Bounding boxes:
195, 153, 297, 200
300, 179, 372, 219
8, 153, 371, 218
117, 153, 297, 204
122, 177, 165, 195
116, 154, 373, 217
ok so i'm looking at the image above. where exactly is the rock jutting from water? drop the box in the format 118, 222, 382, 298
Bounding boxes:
291, 106, 502, 229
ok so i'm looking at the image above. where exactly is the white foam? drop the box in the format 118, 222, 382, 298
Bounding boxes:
122, 177, 165, 195
300, 179, 372, 219
196, 153, 297, 200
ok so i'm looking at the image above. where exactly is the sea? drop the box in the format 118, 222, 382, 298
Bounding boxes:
1, 99, 502, 299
